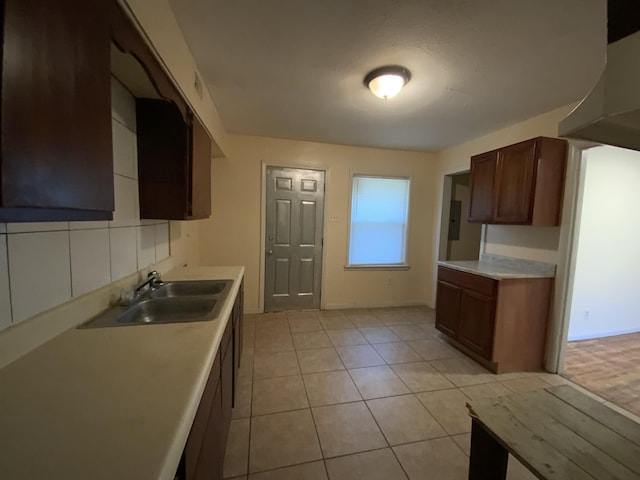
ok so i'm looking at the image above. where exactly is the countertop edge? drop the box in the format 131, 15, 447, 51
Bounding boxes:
158, 266, 245, 480
437, 261, 555, 280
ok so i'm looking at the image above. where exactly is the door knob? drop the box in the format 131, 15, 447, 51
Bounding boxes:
267, 250, 273, 256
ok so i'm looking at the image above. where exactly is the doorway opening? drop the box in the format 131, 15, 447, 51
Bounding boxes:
263, 166, 326, 312
438, 171, 482, 261
561, 144, 640, 416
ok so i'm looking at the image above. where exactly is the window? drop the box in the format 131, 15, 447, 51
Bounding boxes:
348, 175, 410, 267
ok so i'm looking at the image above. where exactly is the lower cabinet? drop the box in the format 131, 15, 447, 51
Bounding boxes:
232, 280, 244, 407
178, 283, 244, 480
435, 266, 551, 373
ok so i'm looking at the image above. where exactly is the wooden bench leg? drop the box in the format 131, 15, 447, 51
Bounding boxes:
469, 418, 508, 480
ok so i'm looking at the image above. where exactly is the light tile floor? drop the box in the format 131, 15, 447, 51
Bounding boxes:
223, 307, 620, 480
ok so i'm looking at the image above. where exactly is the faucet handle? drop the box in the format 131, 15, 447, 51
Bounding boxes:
148, 270, 160, 278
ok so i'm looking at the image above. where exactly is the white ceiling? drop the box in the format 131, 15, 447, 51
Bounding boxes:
169, 0, 606, 151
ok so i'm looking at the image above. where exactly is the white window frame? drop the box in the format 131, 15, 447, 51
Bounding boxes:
345, 174, 411, 270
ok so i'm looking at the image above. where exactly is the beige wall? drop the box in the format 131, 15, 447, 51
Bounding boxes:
199, 134, 437, 313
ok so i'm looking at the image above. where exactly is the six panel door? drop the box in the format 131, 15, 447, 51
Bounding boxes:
264, 167, 325, 312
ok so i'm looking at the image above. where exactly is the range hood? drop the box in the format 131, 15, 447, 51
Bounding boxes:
559, 2, 640, 151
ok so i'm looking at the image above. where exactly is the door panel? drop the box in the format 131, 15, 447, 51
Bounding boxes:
300, 201, 317, 245
265, 167, 325, 311
494, 141, 536, 224
468, 152, 497, 223
274, 259, 291, 295
275, 200, 292, 245
458, 290, 496, 359
435, 280, 461, 338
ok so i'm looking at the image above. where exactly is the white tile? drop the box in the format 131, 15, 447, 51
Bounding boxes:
155, 223, 170, 260
0, 224, 6, 233
6, 222, 69, 233
110, 227, 137, 281
110, 175, 139, 228
0, 236, 11, 329
111, 77, 136, 131
70, 229, 111, 297
69, 221, 109, 230
8, 232, 71, 323
112, 120, 136, 179
137, 225, 156, 270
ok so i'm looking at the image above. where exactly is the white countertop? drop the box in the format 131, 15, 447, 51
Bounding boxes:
0, 265, 244, 480
438, 254, 556, 280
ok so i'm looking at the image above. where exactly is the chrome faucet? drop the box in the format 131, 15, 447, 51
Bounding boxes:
135, 270, 164, 296
118, 271, 164, 306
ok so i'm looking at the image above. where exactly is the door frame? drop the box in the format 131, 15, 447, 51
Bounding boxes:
437, 168, 487, 262
547, 142, 601, 373
259, 162, 330, 313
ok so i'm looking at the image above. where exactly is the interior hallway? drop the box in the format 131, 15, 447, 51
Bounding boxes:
563, 332, 640, 417
218, 306, 603, 480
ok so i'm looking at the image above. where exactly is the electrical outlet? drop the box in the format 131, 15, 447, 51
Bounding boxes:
387, 277, 393, 286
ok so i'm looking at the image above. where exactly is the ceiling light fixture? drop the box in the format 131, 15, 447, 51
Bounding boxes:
364, 65, 411, 100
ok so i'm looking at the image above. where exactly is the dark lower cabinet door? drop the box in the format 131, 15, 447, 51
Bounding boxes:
221, 347, 233, 441
458, 290, 496, 359
435, 281, 462, 338
183, 352, 220, 480
194, 381, 224, 480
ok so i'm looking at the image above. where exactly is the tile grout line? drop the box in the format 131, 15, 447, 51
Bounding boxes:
345, 312, 415, 480
289, 314, 330, 474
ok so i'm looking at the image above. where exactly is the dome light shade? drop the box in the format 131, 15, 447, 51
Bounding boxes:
364, 66, 411, 100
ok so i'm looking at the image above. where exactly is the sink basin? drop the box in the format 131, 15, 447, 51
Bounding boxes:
150, 279, 232, 298
116, 297, 219, 325
80, 278, 234, 329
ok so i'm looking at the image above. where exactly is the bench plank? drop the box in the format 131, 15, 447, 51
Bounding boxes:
548, 385, 640, 447
468, 399, 595, 480
520, 390, 640, 474
499, 394, 640, 480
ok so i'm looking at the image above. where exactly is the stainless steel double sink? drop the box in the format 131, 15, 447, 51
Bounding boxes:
80, 280, 233, 328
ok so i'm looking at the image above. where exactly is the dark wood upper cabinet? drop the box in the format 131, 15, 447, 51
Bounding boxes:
468, 137, 567, 226
468, 151, 497, 223
111, 2, 212, 221
0, 0, 114, 221
494, 141, 537, 224
136, 99, 211, 220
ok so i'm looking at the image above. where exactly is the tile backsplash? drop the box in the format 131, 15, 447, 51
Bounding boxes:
0, 78, 170, 328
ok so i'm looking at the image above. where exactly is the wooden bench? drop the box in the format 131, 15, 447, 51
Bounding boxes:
467, 385, 640, 480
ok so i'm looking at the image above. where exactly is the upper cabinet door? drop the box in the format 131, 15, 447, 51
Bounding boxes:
136, 100, 212, 220
1, 0, 113, 221
493, 140, 536, 224
189, 117, 212, 220
468, 151, 497, 223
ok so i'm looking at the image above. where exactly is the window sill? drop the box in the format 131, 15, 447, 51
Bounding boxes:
344, 264, 410, 271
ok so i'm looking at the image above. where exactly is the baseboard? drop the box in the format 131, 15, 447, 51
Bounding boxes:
321, 301, 432, 310
568, 327, 640, 342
